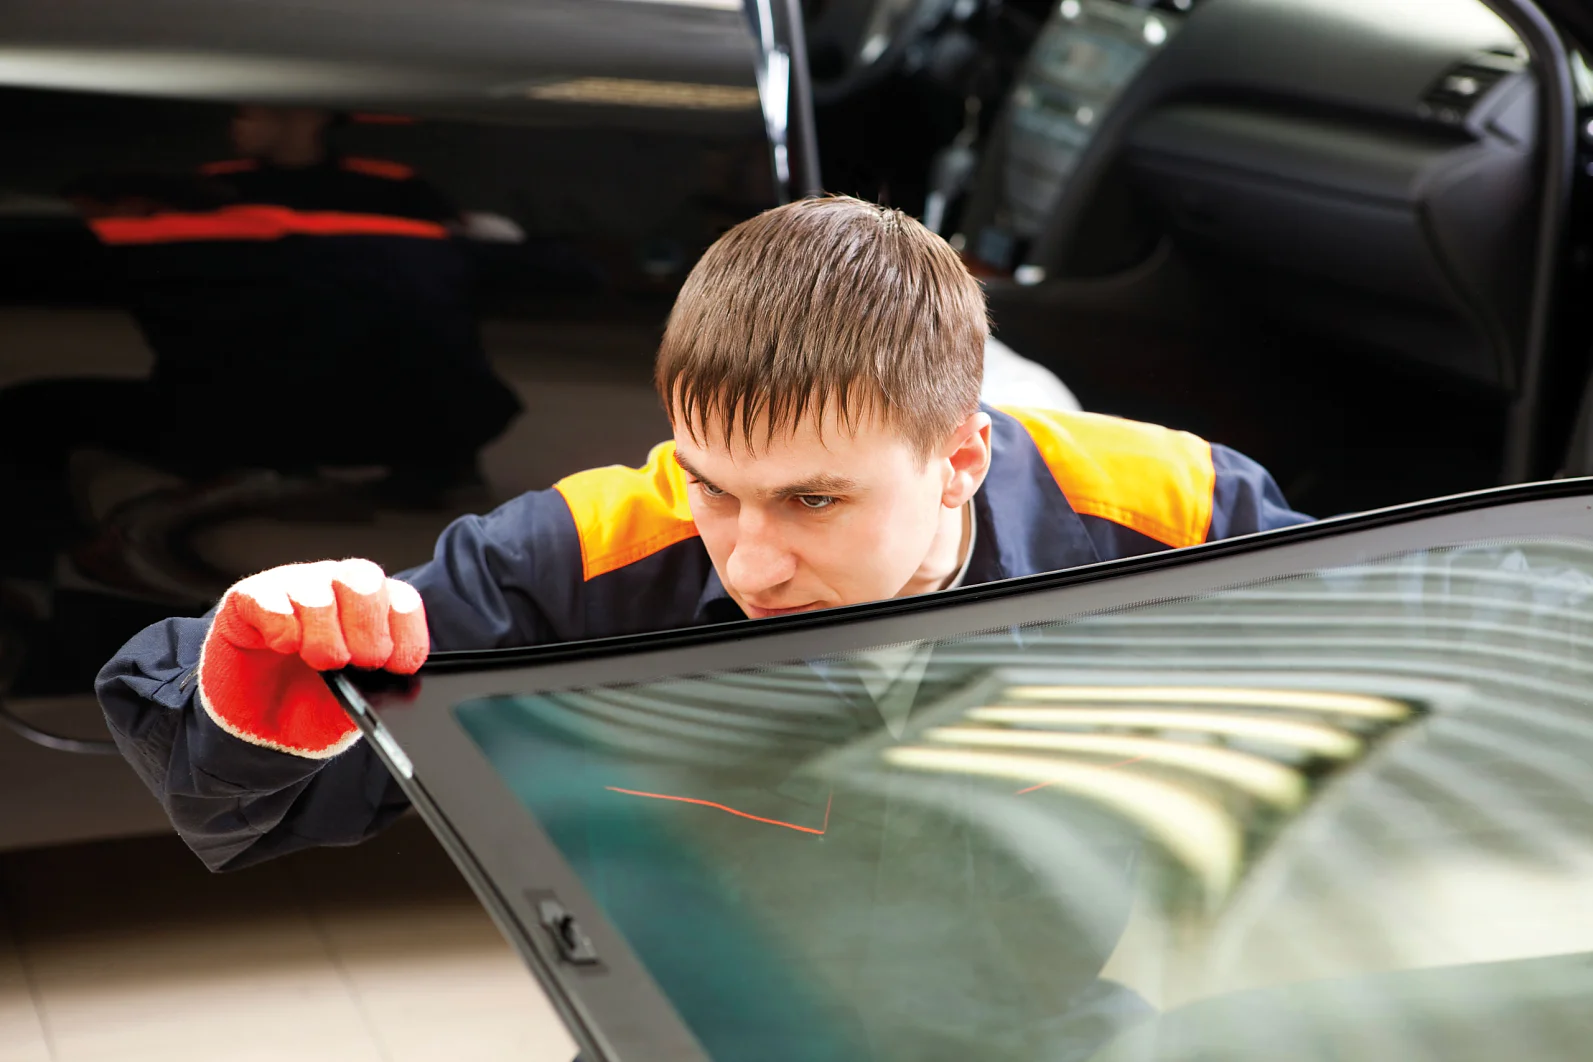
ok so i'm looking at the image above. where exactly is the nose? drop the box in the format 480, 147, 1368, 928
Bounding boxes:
724, 509, 797, 597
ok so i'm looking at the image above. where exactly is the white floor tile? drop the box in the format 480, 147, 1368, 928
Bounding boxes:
0, 910, 49, 1062
2, 817, 584, 1062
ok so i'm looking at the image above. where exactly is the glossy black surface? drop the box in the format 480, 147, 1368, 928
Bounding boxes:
0, 0, 781, 714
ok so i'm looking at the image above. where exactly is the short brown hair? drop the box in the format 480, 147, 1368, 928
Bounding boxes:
655, 195, 987, 459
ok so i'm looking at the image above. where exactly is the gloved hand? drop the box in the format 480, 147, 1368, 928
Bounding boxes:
197, 559, 429, 758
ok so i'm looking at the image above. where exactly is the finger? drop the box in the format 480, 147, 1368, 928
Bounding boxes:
384, 579, 430, 674
216, 572, 301, 655
285, 562, 351, 672
331, 559, 394, 670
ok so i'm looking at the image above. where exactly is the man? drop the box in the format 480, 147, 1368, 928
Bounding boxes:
128, 105, 522, 500
97, 195, 1309, 873
0, 106, 518, 589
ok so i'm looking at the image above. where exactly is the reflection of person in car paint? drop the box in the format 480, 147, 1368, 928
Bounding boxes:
0, 105, 521, 585
102, 193, 1311, 868
128, 105, 522, 499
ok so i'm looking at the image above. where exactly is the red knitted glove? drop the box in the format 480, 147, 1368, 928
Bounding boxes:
197, 559, 429, 758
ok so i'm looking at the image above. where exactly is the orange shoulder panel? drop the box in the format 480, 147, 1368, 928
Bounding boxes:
553, 442, 700, 581
998, 406, 1216, 549
340, 157, 416, 180
199, 159, 258, 175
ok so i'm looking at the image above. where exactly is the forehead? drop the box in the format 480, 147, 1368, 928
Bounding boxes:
671, 400, 919, 481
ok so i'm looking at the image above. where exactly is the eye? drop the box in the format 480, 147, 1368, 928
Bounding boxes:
796, 495, 837, 510
693, 479, 726, 498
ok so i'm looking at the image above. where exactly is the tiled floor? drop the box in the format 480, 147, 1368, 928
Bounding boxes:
0, 817, 576, 1062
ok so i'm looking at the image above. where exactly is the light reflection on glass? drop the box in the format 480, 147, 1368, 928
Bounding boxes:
883, 744, 1244, 900
968, 706, 1364, 758
923, 726, 1307, 807
1001, 685, 1412, 719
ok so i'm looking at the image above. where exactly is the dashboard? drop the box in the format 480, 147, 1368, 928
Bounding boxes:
988, 0, 1181, 262
955, 0, 1542, 389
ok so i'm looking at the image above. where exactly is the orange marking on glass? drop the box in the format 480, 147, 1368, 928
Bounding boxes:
605, 786, 832, 836
1015, 754, 1150, 795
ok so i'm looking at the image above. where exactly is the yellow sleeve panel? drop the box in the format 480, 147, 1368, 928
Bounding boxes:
553, 441, 701, 581
998, 406, 1216, 549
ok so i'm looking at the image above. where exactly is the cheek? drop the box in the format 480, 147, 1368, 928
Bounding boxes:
688, 500, 734, 563
817, 496, 936, 586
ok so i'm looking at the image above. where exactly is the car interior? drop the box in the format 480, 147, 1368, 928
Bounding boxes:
814, 0, 1593, 516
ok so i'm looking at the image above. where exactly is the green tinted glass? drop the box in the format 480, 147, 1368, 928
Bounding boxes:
457, 539, 1593, 1062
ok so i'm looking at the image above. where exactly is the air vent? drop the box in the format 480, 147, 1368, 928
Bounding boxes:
1484, 43, 1529, 62
1418, 53, 1524, 126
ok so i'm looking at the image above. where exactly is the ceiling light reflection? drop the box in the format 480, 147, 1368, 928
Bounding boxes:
611, 0, 744, 9
925, 727, 1306, 807
523, 77, 760, 110
0, 48, 416, 99
885, 745, 1242, 898
1002, 686, 1410, 720
969, 707, 1362, 759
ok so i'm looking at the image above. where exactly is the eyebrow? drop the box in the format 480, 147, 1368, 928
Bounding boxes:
672, 451, 860, 499
672, 450, 714, 486
769, 474, 861, 500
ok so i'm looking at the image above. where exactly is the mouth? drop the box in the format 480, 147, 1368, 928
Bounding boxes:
742, 603, 819, 620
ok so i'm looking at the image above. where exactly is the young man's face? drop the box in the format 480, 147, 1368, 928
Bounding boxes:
672, 402, 992, 619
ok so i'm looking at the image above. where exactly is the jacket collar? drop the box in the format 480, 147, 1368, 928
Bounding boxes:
694, 567, 740, 625
972, 404, 1101, 582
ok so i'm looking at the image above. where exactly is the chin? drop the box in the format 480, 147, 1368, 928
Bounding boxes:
742, 603, 823, 620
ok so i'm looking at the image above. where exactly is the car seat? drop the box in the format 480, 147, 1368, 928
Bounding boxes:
983, 334, 1082, 412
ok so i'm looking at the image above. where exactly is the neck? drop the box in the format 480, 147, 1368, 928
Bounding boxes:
898, 502, 970, 598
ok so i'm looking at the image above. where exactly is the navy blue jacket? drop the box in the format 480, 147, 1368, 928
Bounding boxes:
97, 405, 1309, 870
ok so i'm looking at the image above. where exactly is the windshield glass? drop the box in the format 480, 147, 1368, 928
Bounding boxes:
454, 537, 1593, 1062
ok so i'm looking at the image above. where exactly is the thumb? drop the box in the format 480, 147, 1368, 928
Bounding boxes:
212, 569, 304, 656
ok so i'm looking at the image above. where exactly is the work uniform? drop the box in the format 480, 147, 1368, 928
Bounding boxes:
93, 155, 521, 468
0, 156, 519, 578
96, 405, 1309, 872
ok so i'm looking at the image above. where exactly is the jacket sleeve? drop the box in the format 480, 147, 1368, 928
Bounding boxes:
1206, 443, 1313, 541
96, 490, 588, 871
96, 612, 410, 872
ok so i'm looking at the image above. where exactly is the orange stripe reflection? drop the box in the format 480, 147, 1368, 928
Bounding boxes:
341, 156, 417, 180
605, 786, 832, 836
1016, 754, 1149, 794
90, 206, 447, 245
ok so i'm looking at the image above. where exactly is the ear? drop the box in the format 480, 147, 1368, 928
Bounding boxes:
941, 412, 992, 509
